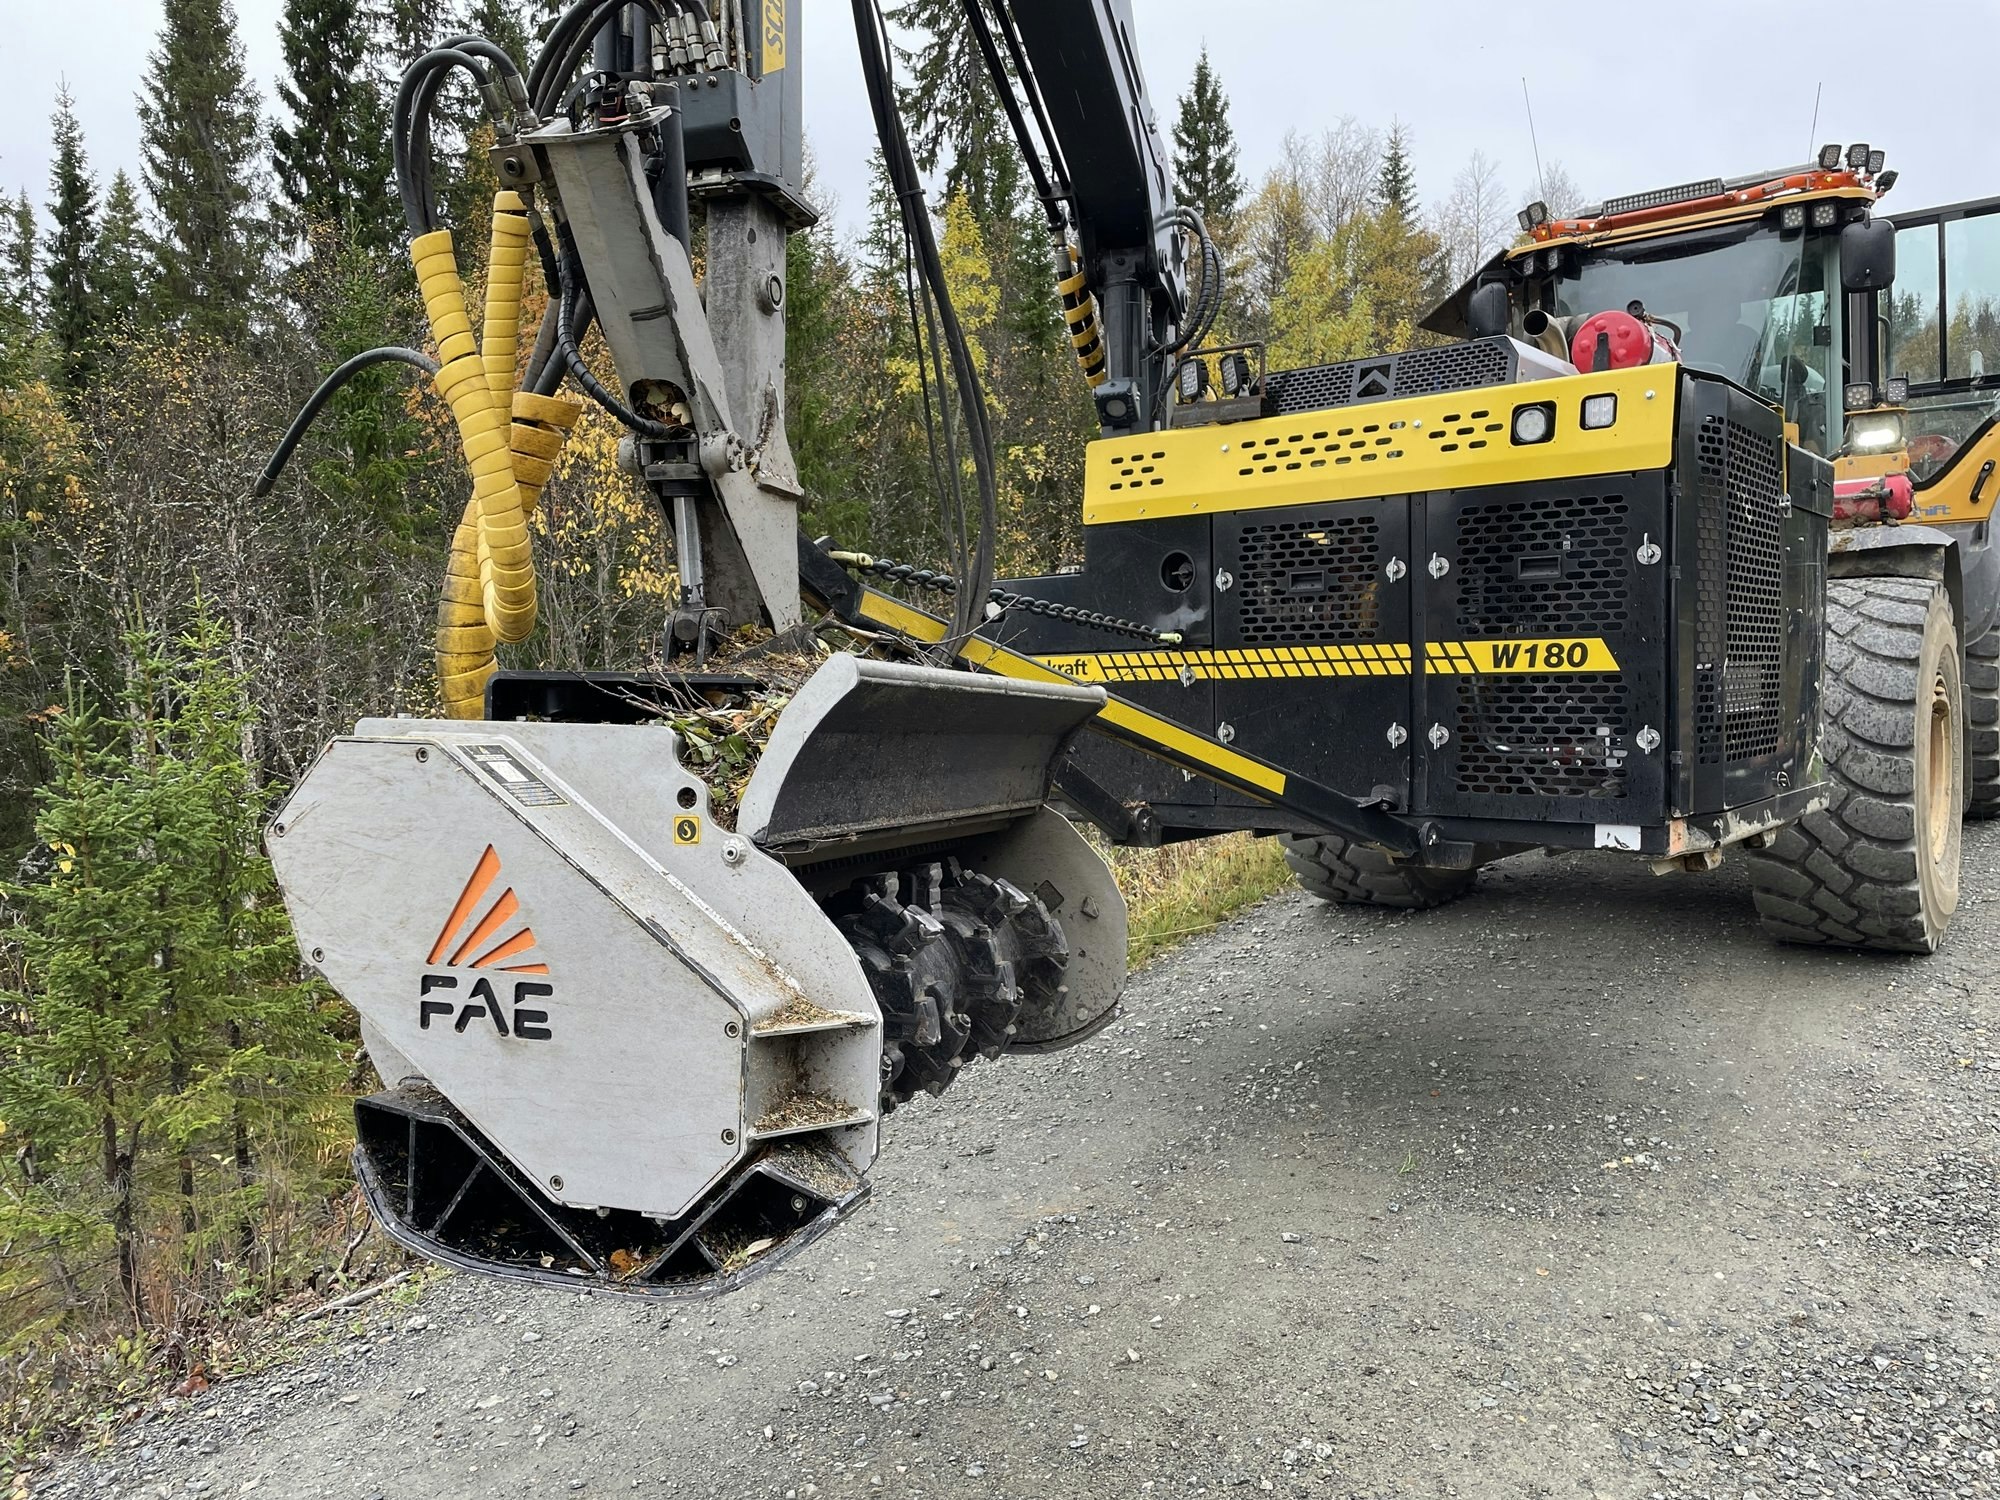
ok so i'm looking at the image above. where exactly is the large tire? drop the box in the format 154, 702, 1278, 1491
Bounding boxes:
1965, 624, 2000, 818
1746, 576, 1963, 953
1281, 832, 1476, 910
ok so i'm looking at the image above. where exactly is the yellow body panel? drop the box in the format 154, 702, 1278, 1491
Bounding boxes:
1911, 422, 2000, 524
1085, 364, 1678, 526
1834, 450, 1910, 484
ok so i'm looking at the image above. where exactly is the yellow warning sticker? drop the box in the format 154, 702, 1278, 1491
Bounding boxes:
673, 815, 703, 847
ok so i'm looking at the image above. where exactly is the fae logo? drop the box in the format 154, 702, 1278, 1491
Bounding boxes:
418, 846, 555, 1042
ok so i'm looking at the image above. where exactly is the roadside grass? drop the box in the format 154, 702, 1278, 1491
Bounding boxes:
1108, 832, 1293, 969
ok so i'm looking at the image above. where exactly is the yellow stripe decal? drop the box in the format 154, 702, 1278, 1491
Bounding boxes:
1038, 637, 1621, 681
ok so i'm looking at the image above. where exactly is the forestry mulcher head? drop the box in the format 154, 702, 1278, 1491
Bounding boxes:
268, 658, 1127, 1298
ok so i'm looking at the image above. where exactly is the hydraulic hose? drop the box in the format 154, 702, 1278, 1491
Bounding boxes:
411, 223, 538, 647
253, 347, 440, 499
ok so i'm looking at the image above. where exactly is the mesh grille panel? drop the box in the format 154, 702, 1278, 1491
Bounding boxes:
1265, 339, 1514, 417
1722, 418, 1785, 760
1238, 515, 1384, 644
1453, 674, 1630, 800
1455, 493, 1633, 638
1694, 420, 1730, 767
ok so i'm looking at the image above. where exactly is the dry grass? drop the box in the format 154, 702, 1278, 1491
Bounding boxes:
1105, 833, 1293, 969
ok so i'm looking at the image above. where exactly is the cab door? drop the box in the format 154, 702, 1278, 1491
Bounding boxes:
1881, 195, 2000, 643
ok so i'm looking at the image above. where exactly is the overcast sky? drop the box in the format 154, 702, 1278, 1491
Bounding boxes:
3, 1, 1996, 243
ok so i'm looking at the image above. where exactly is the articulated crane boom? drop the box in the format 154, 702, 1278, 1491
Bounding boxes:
265, 0, 1337, 1297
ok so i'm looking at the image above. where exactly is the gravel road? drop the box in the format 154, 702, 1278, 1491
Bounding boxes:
47, 832, 1999, 1500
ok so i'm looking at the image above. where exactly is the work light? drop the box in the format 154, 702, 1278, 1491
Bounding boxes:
1511, 403, 1555, 445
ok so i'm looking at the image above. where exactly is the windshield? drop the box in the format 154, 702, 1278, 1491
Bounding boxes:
1544, 224, 1843, 453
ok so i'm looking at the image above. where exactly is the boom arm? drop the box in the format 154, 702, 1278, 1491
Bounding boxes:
977, 1, 1193, 435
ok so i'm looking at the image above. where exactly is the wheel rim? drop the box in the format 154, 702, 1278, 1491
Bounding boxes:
1926, 669, 1957, 865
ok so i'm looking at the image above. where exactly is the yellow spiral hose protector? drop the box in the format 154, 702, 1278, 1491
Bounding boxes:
1058, 246, 1108, 390
415, 201, 582, 719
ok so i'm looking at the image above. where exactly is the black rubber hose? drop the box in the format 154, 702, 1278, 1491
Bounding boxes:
853, 0, 999, 638
959, 0, 1063, 233
555, 237, 675, 438
393, 48, 490, 236
255, 348, 441, 499
530, 0, 667, 115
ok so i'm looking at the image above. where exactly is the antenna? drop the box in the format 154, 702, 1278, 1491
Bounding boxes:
1807, 81, 1823, 158
1522, 77, 1547, 206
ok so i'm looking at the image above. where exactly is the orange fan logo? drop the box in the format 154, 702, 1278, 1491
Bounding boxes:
427, 846, 550, 976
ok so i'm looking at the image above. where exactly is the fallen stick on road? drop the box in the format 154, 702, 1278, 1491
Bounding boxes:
296, 1270, 415, 1322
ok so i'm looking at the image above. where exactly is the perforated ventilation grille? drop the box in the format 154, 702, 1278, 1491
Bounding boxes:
1454, 493, 1634, 638
1102, 446, 1169, 494
1232, 422, 1411, 477
1695, 414, 1786, 762
1265, 339, 1514, 417
1693, 431, 1729, 767
1454, 675, 1630, 800
1237, 515, 1384, 644
1724, 419, 1786, 759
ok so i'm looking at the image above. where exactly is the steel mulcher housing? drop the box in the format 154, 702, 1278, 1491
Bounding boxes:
987, 363, 1834, 862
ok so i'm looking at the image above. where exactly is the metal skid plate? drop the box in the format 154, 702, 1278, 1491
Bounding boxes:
268, 719, 883, 1226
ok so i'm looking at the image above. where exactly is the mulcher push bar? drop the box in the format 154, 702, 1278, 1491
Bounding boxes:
799, 536, 1421, 856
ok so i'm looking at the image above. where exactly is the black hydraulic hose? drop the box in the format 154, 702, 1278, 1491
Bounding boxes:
959, 0, 1063, 233
853, 0, 999, 639
438, 32, 523, 81
556, 238, 675, 438
393, 47, 490, 235
987, 1, 1072, 201
254, 348, 441, 499
530, 0, 667, 115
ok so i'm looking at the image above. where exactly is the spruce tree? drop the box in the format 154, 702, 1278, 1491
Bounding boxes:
1171, 48, 1244, 231
464, 0, 534, 70
274, 0, 397, 250
3, 193, 39, 327
140, 0, 266, 339
0, 615, 344, 1333
45, 86, 101, 394
91, 173, 150, 332
1378, 121, 1418, 219
887, 0, 1023, 229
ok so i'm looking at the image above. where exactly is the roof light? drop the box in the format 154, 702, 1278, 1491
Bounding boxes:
1812, 202, 1840, 229
1601, 179, 1727, 217
1780, 204, 1807, 231
1867, 149, 1886, 175
1819, 144, 1844, 171
1518, 200, 1550, 233
1847, 142, 1872, 170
